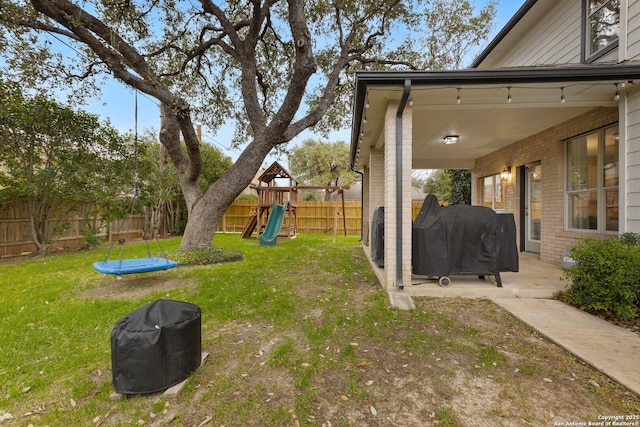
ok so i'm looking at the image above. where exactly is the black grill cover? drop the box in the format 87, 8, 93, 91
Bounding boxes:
371, 207, 384, 268
111, 299, 201, 394
412, 195, 518, 276
497, 213, 519, 272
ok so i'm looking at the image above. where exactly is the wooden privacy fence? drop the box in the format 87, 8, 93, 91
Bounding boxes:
0, 201, 148, 257
219, 199, 425, 234
1, 199, 426, 257
219, 200, 364, 235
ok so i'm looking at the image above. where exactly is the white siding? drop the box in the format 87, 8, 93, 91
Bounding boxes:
626, 89, 640, 232
490, 1, 582, 67
627, 1, 640, 60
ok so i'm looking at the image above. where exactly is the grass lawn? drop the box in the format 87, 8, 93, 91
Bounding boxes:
0, 234, 638, 426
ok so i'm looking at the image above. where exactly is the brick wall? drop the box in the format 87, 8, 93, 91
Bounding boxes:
375, 101, 414, 290
366, 149, 384, 274
473, 107, 619, 264
362, 165, 370, 242
383, 103, 398, 290
368, 148, 384, 228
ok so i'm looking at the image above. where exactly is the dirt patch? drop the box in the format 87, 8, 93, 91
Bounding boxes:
149, 297, 639, 426
80, 276, 198, 300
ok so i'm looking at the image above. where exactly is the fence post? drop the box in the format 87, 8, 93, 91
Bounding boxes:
222, 211, 227, 233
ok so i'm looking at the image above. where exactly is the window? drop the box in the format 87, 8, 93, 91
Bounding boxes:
480, 174, 504, 212
566, 125, 618, 232
584, 0, 620, 60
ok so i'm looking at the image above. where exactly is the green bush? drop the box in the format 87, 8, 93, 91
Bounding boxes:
559, 235, 640, 320
80, 225, 102, 249
167, 246, 243, 265
619, 232, 640, 246
236, 193, 258, 201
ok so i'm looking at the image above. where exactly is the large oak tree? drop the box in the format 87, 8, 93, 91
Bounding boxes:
0, 0, 495, 251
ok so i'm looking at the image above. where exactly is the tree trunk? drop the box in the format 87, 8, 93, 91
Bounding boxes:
179, 190, 227, 250
27, 197, 49, 256
179, 133, 275, 251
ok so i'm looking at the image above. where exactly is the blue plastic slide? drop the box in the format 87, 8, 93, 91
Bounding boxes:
260, 202, 287, 246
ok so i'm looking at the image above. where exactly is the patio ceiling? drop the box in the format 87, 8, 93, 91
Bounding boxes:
350, 65, 640, 171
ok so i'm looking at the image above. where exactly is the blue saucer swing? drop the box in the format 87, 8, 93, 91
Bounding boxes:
93, 92, 177, 277
93, 257, 178, 276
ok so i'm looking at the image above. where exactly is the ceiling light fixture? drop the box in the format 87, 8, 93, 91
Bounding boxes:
456, 88, 461, 104
560, 87, 566, 104
507, 86, 512, 103
443, 135, 459, 145
614, 83, 620, 101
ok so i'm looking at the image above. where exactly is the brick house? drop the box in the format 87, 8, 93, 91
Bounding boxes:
350, 0, 640, 291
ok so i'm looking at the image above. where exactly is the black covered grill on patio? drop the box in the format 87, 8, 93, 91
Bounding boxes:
412, 195, 518, 286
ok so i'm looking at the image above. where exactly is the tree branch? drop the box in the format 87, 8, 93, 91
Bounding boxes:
30, 0, 166, 99
198, 0, 269, 136
349, 54, 419, 69
0, 14, 80, 41
27, 0, 205, 181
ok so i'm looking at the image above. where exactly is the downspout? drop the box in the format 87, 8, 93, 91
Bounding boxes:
350, 166, 365, 241
396, 79, 411, 290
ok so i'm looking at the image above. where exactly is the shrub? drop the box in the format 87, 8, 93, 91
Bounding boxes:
559, 235, 640, 320
619, 232, 640, 247
236, 193, 258, 201
167, 246, 243, 265
80, 225, 102, 249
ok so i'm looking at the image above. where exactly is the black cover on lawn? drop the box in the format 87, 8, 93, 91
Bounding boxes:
412, 194, 518, 277
111, 299, 201, 394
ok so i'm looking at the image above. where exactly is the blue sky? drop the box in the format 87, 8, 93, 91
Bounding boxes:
77, 0, 526, 165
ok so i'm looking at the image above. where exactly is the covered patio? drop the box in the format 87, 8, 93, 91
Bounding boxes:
405, 252, 566, 299
350, 65, 640, 292
355, 71, 622, 171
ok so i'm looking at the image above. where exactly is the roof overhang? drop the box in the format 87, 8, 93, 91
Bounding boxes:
350, 64, 640, 170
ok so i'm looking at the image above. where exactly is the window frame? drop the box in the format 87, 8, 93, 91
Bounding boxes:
582, 0, 620, 63
564, 124, 619, 234
479, 173, 505, 213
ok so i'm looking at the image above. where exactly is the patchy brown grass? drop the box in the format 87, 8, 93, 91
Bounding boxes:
2, 236, 638, 426
95, 253, 639, 426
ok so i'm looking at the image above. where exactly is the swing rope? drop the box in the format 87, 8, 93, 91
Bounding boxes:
98, 90, 173, 273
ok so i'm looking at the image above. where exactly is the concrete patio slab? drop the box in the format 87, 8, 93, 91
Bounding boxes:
405, 252, 568, 299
